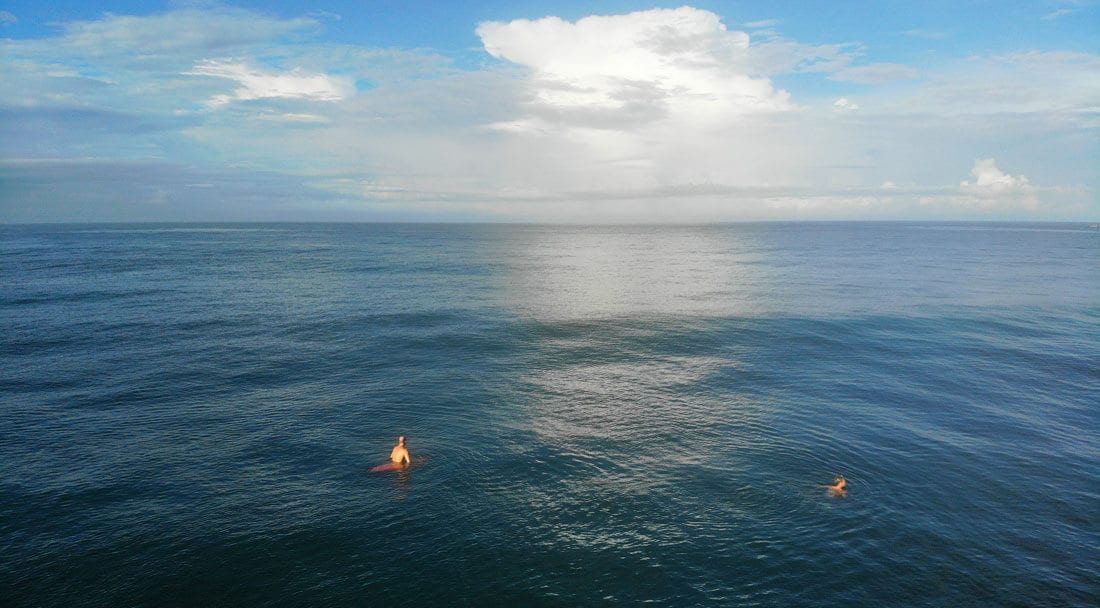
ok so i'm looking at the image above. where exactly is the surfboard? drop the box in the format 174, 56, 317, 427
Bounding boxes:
370, 455, 429, 473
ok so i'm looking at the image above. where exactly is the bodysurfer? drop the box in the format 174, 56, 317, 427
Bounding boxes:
390, 436, 410, 466
823, 475, 848, 497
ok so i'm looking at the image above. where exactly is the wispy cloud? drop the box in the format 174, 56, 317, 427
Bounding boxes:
58, 8, 319, 60
829, 63, 921, 84
742, 19, 779, 28
1041, 0, 1099, 21
1042, 8, 1076, 20
186, 60, 354, 106
745, 35, 860, 75
902, 29, 947, 40
254, 111, 330, 124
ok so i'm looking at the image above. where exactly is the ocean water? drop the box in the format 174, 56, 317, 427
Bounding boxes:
1, 222, 1097, 607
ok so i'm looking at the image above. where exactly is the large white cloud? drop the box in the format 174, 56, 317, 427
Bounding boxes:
477, 7, 791, 133
464, 8, 812, 199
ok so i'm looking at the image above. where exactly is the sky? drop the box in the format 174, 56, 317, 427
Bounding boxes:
1, 1, 1097, 222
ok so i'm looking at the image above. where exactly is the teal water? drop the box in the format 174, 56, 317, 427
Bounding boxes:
2, 223, 1098, 607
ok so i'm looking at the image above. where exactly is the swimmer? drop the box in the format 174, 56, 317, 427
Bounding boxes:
390, 436, 410, 465
822, 475, 848, 497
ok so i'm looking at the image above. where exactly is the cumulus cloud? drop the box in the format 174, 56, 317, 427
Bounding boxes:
477, 7, 792, 133
913, 158, 1045, 212
834, 97, 859, 111
466, 7, 812, 196
960, 159, 1035, 196
1, 10, 17, 23
186, 60, 354, 106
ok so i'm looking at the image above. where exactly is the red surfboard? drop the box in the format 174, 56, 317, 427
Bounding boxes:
370, 455, 429, 473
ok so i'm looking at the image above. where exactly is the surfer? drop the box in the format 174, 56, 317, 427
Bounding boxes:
823, 475, 848, 497
390, 436, 410, 465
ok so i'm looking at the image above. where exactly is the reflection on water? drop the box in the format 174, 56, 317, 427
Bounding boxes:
499, 225, 770, 320
524, 355, 746, 450
481, 226, 825, 563
489, 222, 1098, 320
392, 468, 412, 501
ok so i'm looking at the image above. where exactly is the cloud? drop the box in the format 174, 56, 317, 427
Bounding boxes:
477, 7, 792, 133
0, 10, 16, 24
0, 158, 454, 222
902, 29, 946, 40
829, 63, 920, 84
465, 7, 811, 197
254, 112, 330, 124
828, 51, 1099, 129
834, 97, 859, 111
1, 5, 1096, 222
916, 158, 1048, 212
911, 52, 1099, 116
59, 8, 319, 60
742, 19, 779, 28
1042, 9, 1075, 20
0, 106, 200, 159
745, 35, 860, 75
960, 158, 1035, 196
186, 60, 354, 106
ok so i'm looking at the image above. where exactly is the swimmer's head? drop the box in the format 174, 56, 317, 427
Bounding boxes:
398, 436, 406, 445
834, 476, 847, 487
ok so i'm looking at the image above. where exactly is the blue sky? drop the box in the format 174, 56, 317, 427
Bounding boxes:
1, 1, 1097, 222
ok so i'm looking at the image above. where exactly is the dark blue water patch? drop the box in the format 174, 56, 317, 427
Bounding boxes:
1, 287, 177, 307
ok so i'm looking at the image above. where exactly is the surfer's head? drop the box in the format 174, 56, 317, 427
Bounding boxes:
398, 436, 406, 445
834, 476, 847, 488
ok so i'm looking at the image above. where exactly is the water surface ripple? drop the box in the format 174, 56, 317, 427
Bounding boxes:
2, 223, 1097, 607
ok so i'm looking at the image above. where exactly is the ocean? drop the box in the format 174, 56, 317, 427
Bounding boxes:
2, 222, 1097, 607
